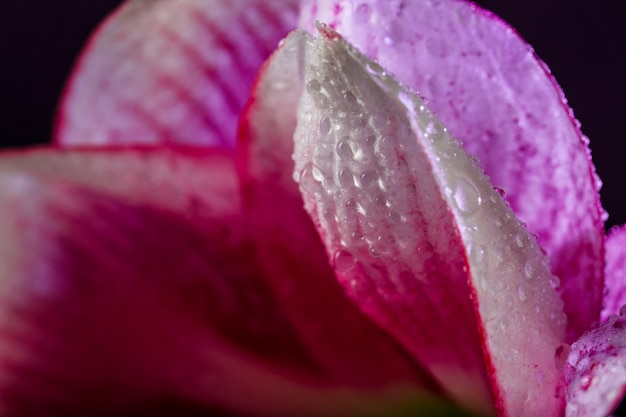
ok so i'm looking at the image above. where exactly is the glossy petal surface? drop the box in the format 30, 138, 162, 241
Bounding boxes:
566, 313, 626, 417
603, 225, 626, 320
293, 27, 567, 417
56, 0, 298, 147
238, 31, 435, 390
299, 0, 604, 341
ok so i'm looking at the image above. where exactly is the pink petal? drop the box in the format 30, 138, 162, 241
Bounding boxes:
238, 31, 436, 390
602, 225, 626, 320
55, 0, 298, 147
299, 0, 605, 341
0, 147, 467, 416
566, 312, 626, 417
293, 27, 567, 416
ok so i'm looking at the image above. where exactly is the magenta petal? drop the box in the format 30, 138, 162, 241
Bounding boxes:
299, 0, 605, 341
602, 225, 626, 320
566, 313, 626, 417
55, 0, 298, 147
0, 148, 331, 414
237, 31, 436, 391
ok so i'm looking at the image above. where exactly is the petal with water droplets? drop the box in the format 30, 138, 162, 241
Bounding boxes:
299, 0, 604, 342
566, 313, 626, 417
237, 30, 436, 390
292, 26, 567, 417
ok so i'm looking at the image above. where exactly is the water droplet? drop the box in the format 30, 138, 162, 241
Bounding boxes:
359, 170, 379, 189
365, 61, 384, 76
338, 168, 355, 187
345, 197, 358, 211
359, 135, 376, 149
453, 177, 481, 215
515, 233, 525, 248
319, 115, 332, 136
549, 275, 560, 289
334, 249, 356, 271
518, 284, 527, 301
299, 162, 323, 192
336, 138, 354, 160
344, 91, 357, 105
307, 79, 321, 94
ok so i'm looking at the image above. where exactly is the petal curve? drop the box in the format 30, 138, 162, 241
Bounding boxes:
299, 0, 605, 341
293, 27, 567, 417
55, 0, 298, 147
237, 31, 436, 390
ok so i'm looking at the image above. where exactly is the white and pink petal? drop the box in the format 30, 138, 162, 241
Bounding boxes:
566, 312, 626, 417
299, 0, 605, 342
291, 27, 566, 417
55, 0, 298, 147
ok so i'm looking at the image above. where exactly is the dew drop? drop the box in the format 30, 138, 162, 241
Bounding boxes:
345, 197, 358, 211
365, 61, 384, 76
299, 162, 323, 192
307, 79, 321, 94
336, 138, 354, 160
319, 115, 332, 136
344, 91, 357, 105
515, 233, 525, 248
359, 170, 379, 189
549, 275, 560, 289
334, 249, 356, 271
338, 168, 355, 187
518, 284, 527, 301
453, 177, 481, 215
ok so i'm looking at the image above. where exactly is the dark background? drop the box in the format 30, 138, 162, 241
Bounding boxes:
1, 1, 625, 227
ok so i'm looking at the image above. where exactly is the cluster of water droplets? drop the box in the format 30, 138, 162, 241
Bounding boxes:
292, 27, 568, 415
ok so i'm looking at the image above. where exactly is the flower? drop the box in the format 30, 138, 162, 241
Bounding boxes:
0, 0, 624, 416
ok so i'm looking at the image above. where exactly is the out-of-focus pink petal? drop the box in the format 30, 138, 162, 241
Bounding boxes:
237, 31, 436, 391
299, 0, 604, 342
0, 147, 468, 417
55, 0, 298, 147
566, 312, 626, 417
603, 225, 626, 320
292, 27, 567, 417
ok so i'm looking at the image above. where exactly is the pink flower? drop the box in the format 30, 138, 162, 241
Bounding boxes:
0, 1, 624, 416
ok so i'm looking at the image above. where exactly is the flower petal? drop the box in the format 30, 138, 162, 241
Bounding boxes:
566, 312, 626, 417
293, 27, 567, 417
0, 147, 468, 416
602, 225, 626, 320
55, 0, 298, 147
299, 0, 605, 341
237, 31, 436, 390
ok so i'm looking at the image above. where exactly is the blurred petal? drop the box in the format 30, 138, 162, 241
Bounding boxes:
603, 225, 626, 319
0, 147, 465, 416
292, 27, 567, 416
55, 0, 298, 147
299, 0, 604, 341
238, 31, 436, 390
566, 313, 626, 417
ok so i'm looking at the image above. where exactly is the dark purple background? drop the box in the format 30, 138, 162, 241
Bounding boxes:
1, 1, 625, 227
